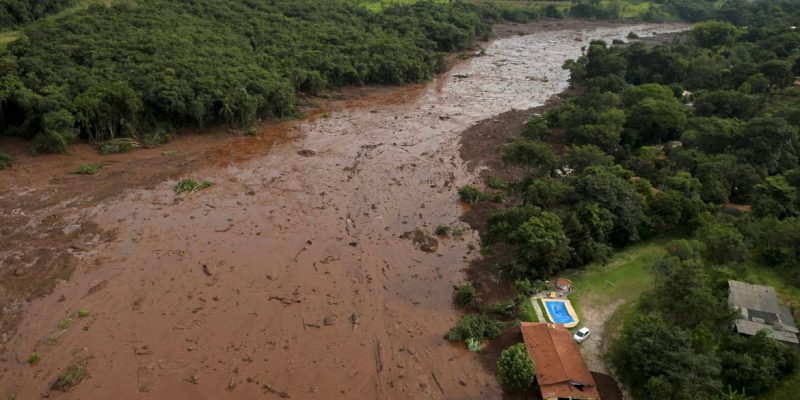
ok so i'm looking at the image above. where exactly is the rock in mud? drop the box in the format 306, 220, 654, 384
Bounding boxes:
323, 316, 337, 326
297, 149, 316, 157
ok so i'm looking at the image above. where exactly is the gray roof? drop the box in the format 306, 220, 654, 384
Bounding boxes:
728, 280, 780, 314
728, 280, 799, 344
734, 320, 800, 344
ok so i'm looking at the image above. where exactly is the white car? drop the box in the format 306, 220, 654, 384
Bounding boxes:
573, 327, 590, 343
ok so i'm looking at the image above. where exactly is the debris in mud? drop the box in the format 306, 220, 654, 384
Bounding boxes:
400, 229, 439, 253
51, 363, 87, 392
453, 74, 470, 79
263, 384, 290, 398
297, 149, 316, 157
350, 313, 360, 329
323, 315, 337, 326
13, 267, 26, 277
201, 264, 214, 276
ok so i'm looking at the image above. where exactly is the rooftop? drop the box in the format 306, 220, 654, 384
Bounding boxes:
520, 322, 601, 400
728, 280, 799, 344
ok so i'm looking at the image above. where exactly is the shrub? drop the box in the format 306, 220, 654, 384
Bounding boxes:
447, 314, 503, 342
459, 185, 487, 204
497, 343, 535, 390
175, 178, 214, 194
243, 127, 258, 136
486, 176, 506, 189
0, 150, 11, 170
436, 225, 451, 236
454, 282, 478, 308
76, 164, 102, 175
28, 354, 40, 365
486, 300, 516, 319
100, 138, 139, 155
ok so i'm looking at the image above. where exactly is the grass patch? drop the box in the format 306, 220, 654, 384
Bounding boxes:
538, 299, 553, 323
175, 178, 214, 194
161, 150, 178, 156
27, 354, 40, 365
59, 316, 74, 329
75, 164, 102, 175
519, 298, 539, 322
51, 363, 87, 392
567, 238, 671, 308
243, 127, 258, 136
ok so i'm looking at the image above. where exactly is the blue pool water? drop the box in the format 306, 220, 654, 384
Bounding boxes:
544, 301, 575, 324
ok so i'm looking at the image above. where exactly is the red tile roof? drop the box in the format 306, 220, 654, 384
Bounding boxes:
520, 322, 601, 400
557, 278, 573, 287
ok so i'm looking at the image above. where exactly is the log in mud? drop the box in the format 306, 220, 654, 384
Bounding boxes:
0, 21, 688, 399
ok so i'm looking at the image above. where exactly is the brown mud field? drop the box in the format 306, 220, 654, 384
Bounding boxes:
0, 20, 689, 399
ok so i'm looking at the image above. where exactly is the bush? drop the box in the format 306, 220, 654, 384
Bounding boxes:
243, 127, 258, 136
497, 343, 535, 390
175, 178, 214, 194
76, 164, 102, 175
0, 150, 12, 170
486, 176, 506, 189
459, 185, 487, 204
455, 282, 478, 308
436, 225, 451, 236
447, 314, 503, 342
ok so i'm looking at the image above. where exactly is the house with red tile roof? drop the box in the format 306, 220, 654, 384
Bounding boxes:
520, 322, 601, 400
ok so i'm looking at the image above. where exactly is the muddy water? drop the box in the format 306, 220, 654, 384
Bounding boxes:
0, 23, 687, 399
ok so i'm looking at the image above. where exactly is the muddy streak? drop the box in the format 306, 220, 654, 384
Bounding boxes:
0, 23, 688, 399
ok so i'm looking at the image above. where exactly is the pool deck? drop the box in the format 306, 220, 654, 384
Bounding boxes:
530, 297, 546, 322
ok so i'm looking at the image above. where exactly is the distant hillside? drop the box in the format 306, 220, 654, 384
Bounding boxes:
0, 0, 75, 29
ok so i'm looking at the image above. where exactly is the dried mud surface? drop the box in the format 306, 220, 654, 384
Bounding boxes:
0, 21, 688, 399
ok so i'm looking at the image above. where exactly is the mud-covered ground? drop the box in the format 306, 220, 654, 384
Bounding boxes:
0, 20, 688, 399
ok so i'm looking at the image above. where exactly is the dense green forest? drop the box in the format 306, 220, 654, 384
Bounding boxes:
450, 2, 800, 399
0, 0, 510, 153
0, 0, 74, 28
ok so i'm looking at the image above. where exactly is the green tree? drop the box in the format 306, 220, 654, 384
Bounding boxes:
751, 175, 798, 219
610, 315, 722, 400
698, 220, 746, 265
503, 140, 559, 176
692, 20, 739, 48
574, 167, 643, 242
497, 343, 536, 390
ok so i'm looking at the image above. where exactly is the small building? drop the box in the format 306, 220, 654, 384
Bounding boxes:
520, 322, 601, 400
556, 278, 573, 292
728, 280, 799, 345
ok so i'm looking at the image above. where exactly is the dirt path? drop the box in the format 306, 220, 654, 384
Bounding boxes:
0, 22, 688, 399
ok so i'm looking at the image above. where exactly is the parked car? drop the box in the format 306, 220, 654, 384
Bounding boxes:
573, 327, 590, 343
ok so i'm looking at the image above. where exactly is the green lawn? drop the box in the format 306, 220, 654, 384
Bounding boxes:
568, 238, 671, 306
566, 238, 671, 335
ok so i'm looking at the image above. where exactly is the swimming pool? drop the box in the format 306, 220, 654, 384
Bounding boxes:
540, 299, 579, 328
